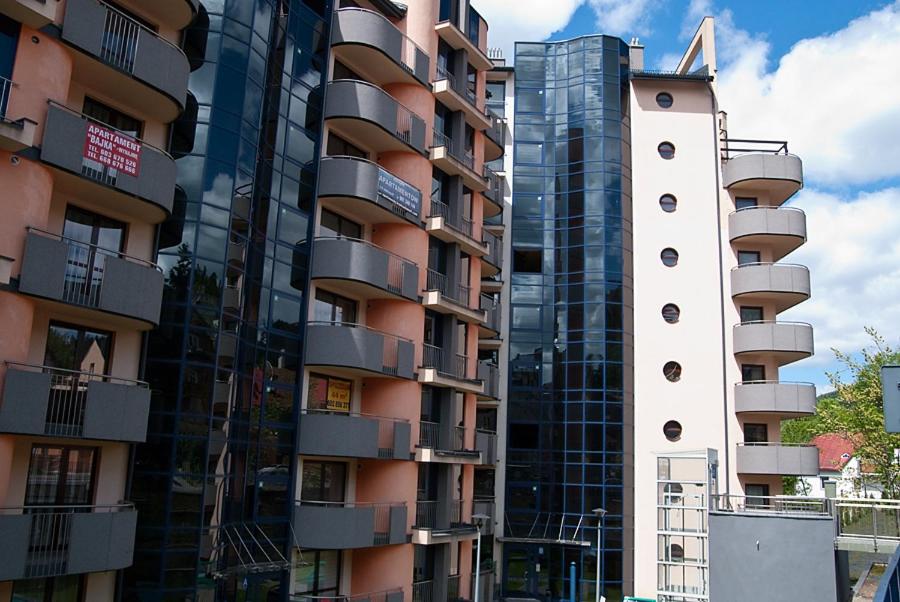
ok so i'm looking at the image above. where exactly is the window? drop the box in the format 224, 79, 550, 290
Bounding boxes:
661, 303, 680, 324
301, 460, 346, 502
663, 361, 682, 382
25, 445, 97, 506
735, 197, 758, 210
44, 321, 113, 375
486, 80, 506, 117
741, 364, 766, 382
61, 206, 127, 306
656, 92, 674, 109
326, 133, 367, 159
313, 289, 357, 324
744, 423, 769, 443
659, 194, 677, 213
660, 248, 679, 267
737, 250, 760, 265
513, 249, 542, 273
294, 549, 341, 596
739, 306, 764, 324
307, 373, 352, 413
663, 420, 682, 441
319, 208, 362, 239
657, 141, 676, 160
467, 6, 480, 46
745, 483, 770, 508
63, 206, 126, 253
82, 97, 143, 138
466, 63, 477, 103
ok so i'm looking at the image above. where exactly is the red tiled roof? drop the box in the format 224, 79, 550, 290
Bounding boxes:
811, 433, 855, 472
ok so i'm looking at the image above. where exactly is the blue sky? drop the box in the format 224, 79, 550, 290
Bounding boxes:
476, 0, 900, 392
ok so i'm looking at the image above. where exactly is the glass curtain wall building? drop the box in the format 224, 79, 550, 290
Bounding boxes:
124, 0, 332, 599
504, 36, 634, 602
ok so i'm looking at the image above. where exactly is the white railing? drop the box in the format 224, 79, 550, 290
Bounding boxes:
0, 76, 13, 120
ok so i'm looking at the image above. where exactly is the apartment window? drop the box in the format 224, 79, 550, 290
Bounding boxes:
660, 248, 679, 267
737, 250, 760, 265
307, 373, 351, 413
657, 141, 676, 160
735, 197, 759, 210
301, 461, 346, 502
294, 549, 341, 596
486, 80, 506, 117
741, 364, 766, 382
326, 133, 367, 159
320, 208, 362, 239
513, 249, 542, 273
745, 483, 770, 508
744, 423, 769, 443
466, 63, 477, 102
663, 361, 682, 382
25, 445, 98, 506
659, 194, 677, 213
467, 7, 481, 46
656, 92, 674, 109
82, 97, 143, 138
12, 576, 84, 602
313, 289, 357, 324
739, 306, 764, 324
44, 321, 113, 375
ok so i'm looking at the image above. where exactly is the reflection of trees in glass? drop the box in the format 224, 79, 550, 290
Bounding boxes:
44, 328, 76, 370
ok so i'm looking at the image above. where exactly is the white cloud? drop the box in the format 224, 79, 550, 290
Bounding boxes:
781, 187, 900, 361
716, 2, 900, 186
587, 0, 659, 38
477, 0, 584, 61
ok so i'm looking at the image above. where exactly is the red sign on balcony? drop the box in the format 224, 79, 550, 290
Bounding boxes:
83, 122, 141, 176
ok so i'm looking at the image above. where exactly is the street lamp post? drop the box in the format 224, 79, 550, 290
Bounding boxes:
472, 513, 491, 602
592, 508, 607, 602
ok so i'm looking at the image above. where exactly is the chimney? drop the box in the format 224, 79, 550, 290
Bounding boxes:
629, 37, 644, 70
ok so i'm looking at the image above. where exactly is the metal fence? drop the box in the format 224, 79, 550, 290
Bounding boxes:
418, 421, 467, 453
100, 3, 141, 72
413, 580, 435, 602
447, 574, 460, 601
720, 137, 790, 160
0, 75, 12, 119
428, 198, 474, 240
431, 130, 475, 172
292, 588, 403, 602
711, 494, 830, 515
876, 545, 900, 601
301, 409, 407, 459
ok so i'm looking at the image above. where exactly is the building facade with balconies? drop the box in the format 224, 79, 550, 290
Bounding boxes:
0, 0, 194, 599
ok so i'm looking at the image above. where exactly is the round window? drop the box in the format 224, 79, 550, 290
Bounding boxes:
656, 92, 674, 108
658, 142, 676, 159
659, 194, 677, 213
660, 248, 679, 267
663, 420, 683, 441
663, 361, 682, 382
662, 303, 681, 323
670, 543, 685, 560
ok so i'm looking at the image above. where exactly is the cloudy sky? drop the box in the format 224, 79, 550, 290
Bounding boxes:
475, 0, 900, 391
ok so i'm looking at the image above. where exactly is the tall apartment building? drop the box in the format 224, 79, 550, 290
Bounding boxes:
0, 0, 509, 600
501, 17, 813, 602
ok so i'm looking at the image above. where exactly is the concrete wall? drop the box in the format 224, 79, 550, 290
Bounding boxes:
709, 511, 837, 602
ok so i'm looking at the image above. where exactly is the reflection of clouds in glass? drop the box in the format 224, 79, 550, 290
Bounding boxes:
202, 172, 235, 210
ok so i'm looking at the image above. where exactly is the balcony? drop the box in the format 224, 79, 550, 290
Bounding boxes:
730, 263, 811, 313
135, 0, 199, 30
729, 207, 807, 261
0, 363, 150, 443
0, 78, 37, 151
416, 422, 480, 464
0, 504, 137, 581
419, 344, 483, 394
735, 443, 819, 476
17, 228, 164, 329
40, 103, 176, 224
733, 321, 814, 366
61, 0, 189, 122
483, 213, 504, 233
430, 131, 487, 192
479, 295, 500, 338
426, 199, 489, 257
0, 0, 58, 28
293, 501, 407, 549
412, 499, 478, 544
324, 80, 427, 155
293, 590, 404, 602
318, 156, 423, 226
481, 230, 502, 277
305, 322, 415, 379
298, 409, 411, 460
434, 19, 492, 71
311, 237, 419, 302
734, 381, 817, 417
432, 65, 491, 130
484, 112, 506, 162
482, 166, 504, 218
423, 269, 486, 325
721, 140, 803, 205
476, 429, 497, 465
477, 361, 500, 403
331, 8, 430, 88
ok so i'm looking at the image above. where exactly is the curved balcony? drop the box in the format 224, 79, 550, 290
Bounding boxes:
430, 130, 487, 192
484, 112, 506, 162
293, 501, 407, 549
423, 268, 486, 325
730, 263, 811, 313
481, 230, 502, 277
482, 166, 504, 218
40, 103, 176, 224
61, 0, 189, 122
17, 228, 164, 329
0, 363, 150, 442
479, 294, 501, 337
412, 499, 478, 544
722, 141, 803, 205
426, 198, 489, 257
736, 443, 818, 476
0, 0, 58, 28
294, 591, 404, 602
734, 381, 817, 417
318, 155, 423, 226
420, 344, 483, 395
435, 18, 492, 71
0, 504, 136, 581
324, 80, 427, 155
310, 237, 419, 302
733, 321, 814, 366
332, 8, 430, 88
131, 0, 199, 31
298, 409, 411, 460
477, 361, 500, 403
729, 206, 807, 260
305, 322, 415, 380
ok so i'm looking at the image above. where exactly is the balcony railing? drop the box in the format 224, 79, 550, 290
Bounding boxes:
435, 64, 457, 89
428, 198, 475, 240
483, 165, 502, 202
711, 494, 829, 516
472, 570, 495, 602
296, 500, 405, 545
414, 500, 471, 529
314, 236, 417, 298
306, 321, 414, 377
720, 138, 789, 160
302, 409, 409, 459
413, 581, 435, 602
480, 294, 500, 331
0, 76, 12, 119
418, 421, 469, 452
426, 268, 471, 307
432, 130, 476, 172
448, 574, 460, 601
292, 589, 403, 602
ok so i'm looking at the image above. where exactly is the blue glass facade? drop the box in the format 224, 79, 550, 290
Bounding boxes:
124, 1, 331, 599
503, 36, 633, 602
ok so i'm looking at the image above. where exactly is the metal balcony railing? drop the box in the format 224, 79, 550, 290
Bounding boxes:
315, 236, 417, 296
428, 198, 475, 240
413, 580, 435, 602
447, 574, 460, 601
476, 428, 497, 463
711, 494, 830, 516
418, 421, 469, 453
414, 500, 471, 529
98, 0, 184, 74
482, 230, 501, 265
295, 500, 405, 544
431, 130, 475, 172
0, 76, 13, 119
301, 409, 409, 459
421, 344, 470, 381
478, 361, 500, 399
471, 570, 495, 602
4, 362, 147, 438
483, 165, 502, 200
720, 138, 790, 160
435, 64, 456, 89
426, 268, 469, 306
481, 294, 500, 331
292, 589, 403, 602
307, 321, 412, 376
